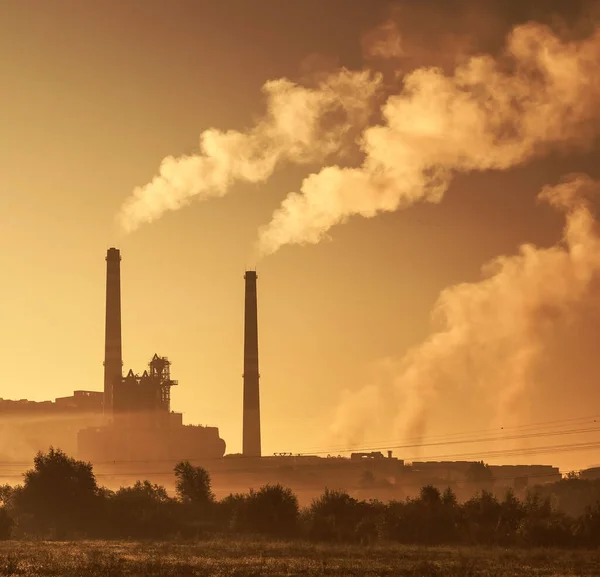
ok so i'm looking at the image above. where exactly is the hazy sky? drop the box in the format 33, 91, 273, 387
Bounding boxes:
1, 0, 600, 471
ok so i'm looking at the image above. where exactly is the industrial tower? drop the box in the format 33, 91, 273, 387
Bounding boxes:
243, 270, 261, 457
103, 247, 123, 413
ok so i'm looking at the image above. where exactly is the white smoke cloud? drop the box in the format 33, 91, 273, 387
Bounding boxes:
258, 22, 600, 255
118, 69, 382, 232
330, 175, 600, 448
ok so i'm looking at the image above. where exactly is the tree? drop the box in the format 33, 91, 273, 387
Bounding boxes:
575, 501, 600, 547
14, 447, 100, 537
408, 485, 461, 544
463, 490, 502, 544
235, 484, 299, 536
419, 485, 442, 507
308, 489, 362, 542
466, 461, 494, 491
108, 480, 176, 539
0, 508, 14, 540
174, 461, 214, 510
497, 489, 525, 545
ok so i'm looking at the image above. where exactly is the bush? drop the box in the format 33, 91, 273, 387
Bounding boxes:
380, 486, 461, 545
307, 489, 365, 542
463, 491, 502, 545
516, 490, 575, 547
105, 481, 178, 539
215, 493, 246, 530
575, 501, 600, 546
233, 484, 299, 537
0, 508, 14, 540
9, 448, 600, 548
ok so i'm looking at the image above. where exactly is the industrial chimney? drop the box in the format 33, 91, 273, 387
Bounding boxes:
243, 270, 261, 457
103, 247, 123, 413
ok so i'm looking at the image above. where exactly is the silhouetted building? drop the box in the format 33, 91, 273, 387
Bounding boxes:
55, 390, 104, 411
489, 464, 561, 486
580, 467, 600, 480
78, 354, 226, 462
0, 393, 104, 461
409, 461, 561, 487
243, 270, 261, 457
113, 354, 176, 417
103, 247, 122, 412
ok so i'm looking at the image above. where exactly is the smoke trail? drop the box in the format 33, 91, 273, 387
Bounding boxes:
118, 69, 382, 232
330, 174, 600, 448
258, 22, 600, 255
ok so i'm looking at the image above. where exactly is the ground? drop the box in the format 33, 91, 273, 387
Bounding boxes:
0, 540, 598, 576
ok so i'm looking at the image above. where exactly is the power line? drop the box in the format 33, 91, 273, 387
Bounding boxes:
286, 414, 600, 454
294, 425, 600, 457
403, 441, 600, 462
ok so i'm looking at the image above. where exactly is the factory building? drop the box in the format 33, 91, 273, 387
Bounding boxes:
0, 248, 225, 465
77, 248, 226, 463
78, 352, 226, 462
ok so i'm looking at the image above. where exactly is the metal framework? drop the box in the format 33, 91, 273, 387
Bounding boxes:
113, 354, 178, 414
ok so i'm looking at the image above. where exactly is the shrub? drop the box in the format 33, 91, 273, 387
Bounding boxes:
0, 508, 14, 540
105, 481, 178, 539
215, 493, 246, 530
307, 489, 364, 542
233, 484, 299, 537
463, 491, 502, 545
575, 501, 600, 546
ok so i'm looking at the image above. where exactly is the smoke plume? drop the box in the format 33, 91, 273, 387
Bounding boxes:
258, 22, 600, 255
118, 70, 382, 231
330, 175, 600, 449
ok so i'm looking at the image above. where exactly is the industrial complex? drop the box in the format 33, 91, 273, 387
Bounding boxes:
0, 248, 571, 500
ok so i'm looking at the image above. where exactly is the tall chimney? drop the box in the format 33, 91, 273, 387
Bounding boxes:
103, 247, 122, 413
243, 270, 261, 457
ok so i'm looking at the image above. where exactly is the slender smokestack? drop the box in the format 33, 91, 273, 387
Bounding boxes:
243, 270, 261, 457
103, 247, 122, 413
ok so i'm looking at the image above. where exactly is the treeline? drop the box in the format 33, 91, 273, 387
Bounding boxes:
2, 448, 600, 547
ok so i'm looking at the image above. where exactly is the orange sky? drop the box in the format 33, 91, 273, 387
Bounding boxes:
1, 0, 600, 472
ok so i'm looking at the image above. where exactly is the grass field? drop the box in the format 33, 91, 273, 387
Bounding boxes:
0, 539, 598, 576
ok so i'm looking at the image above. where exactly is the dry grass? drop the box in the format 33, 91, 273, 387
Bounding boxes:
0, 539, 597, 576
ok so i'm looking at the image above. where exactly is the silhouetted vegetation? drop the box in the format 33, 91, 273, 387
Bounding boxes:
229, 483, 300, 536
5, 447, 600, 550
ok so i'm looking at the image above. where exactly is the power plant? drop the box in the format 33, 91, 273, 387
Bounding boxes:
79, 248, 226, 463
0, 248, 226, 466
0, 247, 567, 502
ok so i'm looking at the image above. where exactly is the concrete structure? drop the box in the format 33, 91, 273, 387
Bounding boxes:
489, 464, 562, 486
242, 271, 261, 457
103, 247, 122, 412
79, 250, 227, 463
78, 353, 226, 463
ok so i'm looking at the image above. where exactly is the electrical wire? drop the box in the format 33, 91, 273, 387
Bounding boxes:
276, 414, 600, 455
